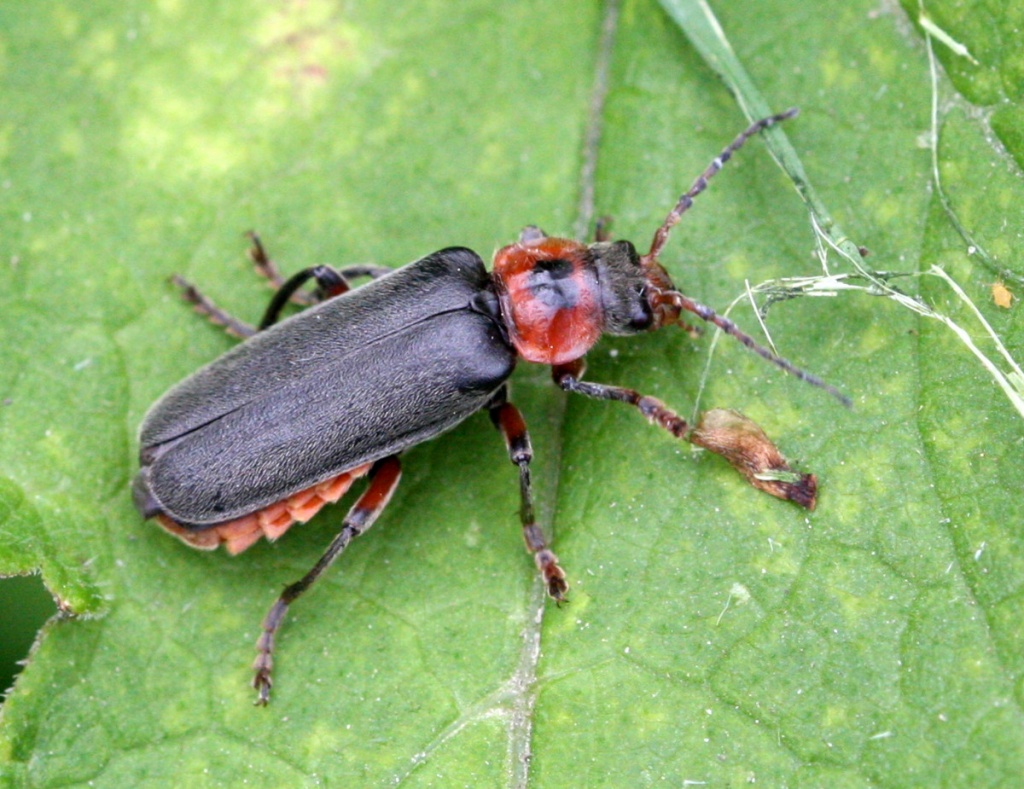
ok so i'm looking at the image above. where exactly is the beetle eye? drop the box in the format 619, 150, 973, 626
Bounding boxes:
626, 287, 654, 331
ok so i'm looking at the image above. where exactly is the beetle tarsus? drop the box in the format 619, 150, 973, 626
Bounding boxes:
246, 233, 300, 298
536, 549, 568, 601
253, 672, 272, 706
171, 274, 257, 338
252, 608, 281, 706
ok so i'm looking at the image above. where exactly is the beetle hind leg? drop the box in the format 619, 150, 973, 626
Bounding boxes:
252, 455, 402, 706
488, 387, 568, 601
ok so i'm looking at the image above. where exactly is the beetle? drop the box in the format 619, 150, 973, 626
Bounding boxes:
134, 108, 847, 704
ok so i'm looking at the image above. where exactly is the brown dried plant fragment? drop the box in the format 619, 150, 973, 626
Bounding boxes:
689, 408, 818, 509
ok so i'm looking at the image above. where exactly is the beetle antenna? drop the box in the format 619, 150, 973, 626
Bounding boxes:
643, 108, 799, 265
638, 108, 847, 406
654, 289, 851, 407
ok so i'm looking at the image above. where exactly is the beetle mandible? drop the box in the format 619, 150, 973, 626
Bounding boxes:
134, 108, 847, 705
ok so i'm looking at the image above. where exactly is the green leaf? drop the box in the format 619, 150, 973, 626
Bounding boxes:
3, 0, 1023, 786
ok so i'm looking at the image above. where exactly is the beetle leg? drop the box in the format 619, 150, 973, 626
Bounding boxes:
172, 264, 351, 338
256, 260, 393, 331
552, 359, 817, 508
488, 388, 568, 602
175, 234, 397, 339
171, 239, 352, 337
249, 232, 391, 310
171, 274, 258, 338
247, 232, 315, 305
252, 455, 402, 706
337, 263, 393, 280
258, 265, 352, 329
553, 359, 690, 436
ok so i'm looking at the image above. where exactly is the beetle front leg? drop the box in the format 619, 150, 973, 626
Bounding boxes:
553, 359, 690, 437
253, 455, 402, 706
488, 388, 568, 601
552, 359, 818, 509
